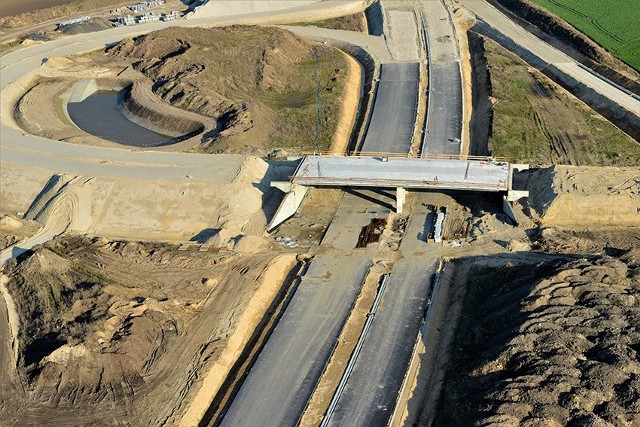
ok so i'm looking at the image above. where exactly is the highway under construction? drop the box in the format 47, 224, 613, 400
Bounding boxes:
1, 0, 638, 426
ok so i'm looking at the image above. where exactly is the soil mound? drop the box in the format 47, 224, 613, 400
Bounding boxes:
437, 252, 640, 426
526, 166, 640, 227
106, 26, 348, 154
0, 235, 285, 425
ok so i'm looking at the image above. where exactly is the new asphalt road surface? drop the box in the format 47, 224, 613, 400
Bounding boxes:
220, 192, 390, 426
360, 62, 420, 154
327, 258, 437, 426
424, 62, 463, 155
420, 0, 464, 156
220, 253, 372, 426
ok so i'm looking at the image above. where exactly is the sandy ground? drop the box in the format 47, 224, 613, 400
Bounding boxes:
0, 155, 291, 260
329, 50, 363, 154
0, 236, 298, 426
0, 0, 75, 18
526, 166, 640, 227
189, 1, 320, 19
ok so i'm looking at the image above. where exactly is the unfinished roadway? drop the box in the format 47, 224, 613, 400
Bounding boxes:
219, 3, 425, 424
302, 3, 462, 426
220, 192, 388, 426
325, 207, 441, 426
460, 0, 640, 117
420, 0, 464, 155
2, 1, 639, 427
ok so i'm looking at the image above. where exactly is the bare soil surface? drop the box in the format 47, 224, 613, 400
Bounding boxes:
434, 228, 640, 426
0, 215, 40, 251
14, 26, 350, 155
103, 26, 348, 154
0, 235, 295, 426
293, 12, 368, 33
525, 165, 640, 228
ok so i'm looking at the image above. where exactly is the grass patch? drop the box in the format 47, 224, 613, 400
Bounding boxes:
530, 0, 640, 71
484, 37, 640, 165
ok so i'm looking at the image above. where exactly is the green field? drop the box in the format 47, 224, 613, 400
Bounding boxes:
530, 0, 640, 71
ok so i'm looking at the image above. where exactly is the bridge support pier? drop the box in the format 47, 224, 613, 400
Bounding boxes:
396, 187, 406, 214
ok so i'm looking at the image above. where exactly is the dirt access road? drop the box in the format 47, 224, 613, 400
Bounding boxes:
0, 1, 375, 180
459, 0, 640, 116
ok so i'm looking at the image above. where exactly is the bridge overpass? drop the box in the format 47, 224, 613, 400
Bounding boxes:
268, 154, 528, 231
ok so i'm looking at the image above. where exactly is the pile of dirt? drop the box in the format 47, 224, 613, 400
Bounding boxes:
436, 248, 640, 426
0, 235, 292, 425
0, 215, 39, 251
57, 17, 112, 35
104, 26, 348, 154
525, 166, 640, 227
296, 13, 368, 33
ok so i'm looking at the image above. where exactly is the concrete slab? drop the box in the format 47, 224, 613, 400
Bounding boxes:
386, 10, 420, 61
292, 156, 510, 191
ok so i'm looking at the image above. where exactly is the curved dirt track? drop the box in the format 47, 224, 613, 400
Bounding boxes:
0, 1, 374, 180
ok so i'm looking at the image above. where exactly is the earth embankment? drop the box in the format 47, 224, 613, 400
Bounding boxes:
105, 25, 350, 154
0, 236, 297, 426
119, 82, 206, 139
434, 246, 640, 426
526, 166, 640, 228
486, 0, 640, 93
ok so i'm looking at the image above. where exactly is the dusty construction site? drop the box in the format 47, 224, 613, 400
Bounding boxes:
1, 0, 639, 426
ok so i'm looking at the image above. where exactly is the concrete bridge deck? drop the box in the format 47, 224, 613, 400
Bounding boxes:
291, 155, 510, 191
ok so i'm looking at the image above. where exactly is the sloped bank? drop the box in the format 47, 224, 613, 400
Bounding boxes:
14, 75, 208, 149
486, 0, 640, 94
118, 81, 206, 142
432, 252, 640, 426
526, 165, 640, 227
65, 77, 208, 146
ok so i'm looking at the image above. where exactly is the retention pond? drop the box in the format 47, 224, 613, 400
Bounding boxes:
67, 90, 177, 147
